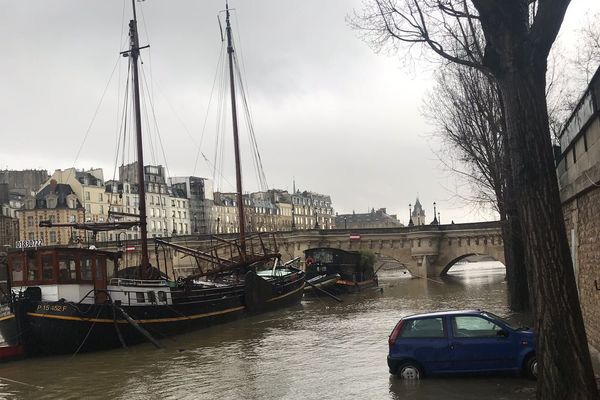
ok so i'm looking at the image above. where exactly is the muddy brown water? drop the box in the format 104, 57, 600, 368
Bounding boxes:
0, 262, 536, 399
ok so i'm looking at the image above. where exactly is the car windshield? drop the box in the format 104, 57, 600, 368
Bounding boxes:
482, 312, 516, 329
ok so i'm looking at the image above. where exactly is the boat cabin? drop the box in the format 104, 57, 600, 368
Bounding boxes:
6, 248, 118, 303
303, 247, 375, 283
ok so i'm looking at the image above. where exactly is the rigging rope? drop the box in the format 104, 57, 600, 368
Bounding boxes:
65, 55, 121, 185
193, 42, 226, 176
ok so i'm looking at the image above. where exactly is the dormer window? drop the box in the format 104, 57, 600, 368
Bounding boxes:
46, 196, 58, 209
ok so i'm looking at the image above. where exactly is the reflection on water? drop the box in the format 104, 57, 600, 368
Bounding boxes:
0, 262, 534, 400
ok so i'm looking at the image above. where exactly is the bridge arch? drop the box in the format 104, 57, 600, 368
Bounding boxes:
439, 253, 505, 276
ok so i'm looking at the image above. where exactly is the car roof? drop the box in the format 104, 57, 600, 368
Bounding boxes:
402, 309, 485, 319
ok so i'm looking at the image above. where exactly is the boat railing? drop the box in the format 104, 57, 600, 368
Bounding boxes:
109, 278, 170, 287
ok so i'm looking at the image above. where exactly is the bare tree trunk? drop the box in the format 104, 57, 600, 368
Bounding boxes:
498, 89, 530, 312
502, 180, 530, 312
499, 65, 597, 399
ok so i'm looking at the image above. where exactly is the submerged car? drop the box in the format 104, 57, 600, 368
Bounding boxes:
387, 309, 536, 379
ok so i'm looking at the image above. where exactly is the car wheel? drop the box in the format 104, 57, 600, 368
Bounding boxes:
524, 355, 537, 380
397, 361, 423, 380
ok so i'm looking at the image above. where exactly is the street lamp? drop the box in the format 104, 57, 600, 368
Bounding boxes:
344, 216, 347, 230
408, 203, 414, 227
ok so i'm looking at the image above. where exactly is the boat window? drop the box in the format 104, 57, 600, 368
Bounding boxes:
136, 292, 145, 303
157, 291, 167, 302
81, 257, 93, 281
42, 254, 55, 281
58, 255, 77, 281
11, 255, 24, 282
27, 253, 41, 281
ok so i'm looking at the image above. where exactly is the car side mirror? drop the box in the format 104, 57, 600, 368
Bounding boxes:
496, 330, 509, 338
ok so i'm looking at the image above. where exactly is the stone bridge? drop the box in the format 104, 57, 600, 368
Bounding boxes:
274, 221, 505, 278
102, 221, 505, 279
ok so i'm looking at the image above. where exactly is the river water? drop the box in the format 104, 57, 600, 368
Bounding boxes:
0, 262, 536, 400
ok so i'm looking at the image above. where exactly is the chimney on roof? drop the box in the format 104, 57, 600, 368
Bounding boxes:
49, 179, 58, 193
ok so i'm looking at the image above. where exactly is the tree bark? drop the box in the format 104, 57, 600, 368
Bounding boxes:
498, 88, 530, 312
498, 65, 598, 399
502, 173, 530, 312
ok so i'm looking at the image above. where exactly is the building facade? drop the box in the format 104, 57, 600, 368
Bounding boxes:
336, 208, 403, 229
291, 190, 334, 230
211, 189, 311, 234
44, 168, 110, 242
116, 163, 191, 238
170, 176, 214, 234
0, 169, 49, 196
17, 180, 85, 245
557, 66, 600, 350
0, 183, 22, 247
0, 214, 18, 247
212, 192, 240, 234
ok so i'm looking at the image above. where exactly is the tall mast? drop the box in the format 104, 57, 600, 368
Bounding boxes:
128, 0, 150, 273
225, 2, 247, 259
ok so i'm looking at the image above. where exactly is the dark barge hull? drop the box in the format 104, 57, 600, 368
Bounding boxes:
0, 273, 304, 356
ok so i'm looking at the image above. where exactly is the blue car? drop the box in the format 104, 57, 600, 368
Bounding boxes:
387, 309, 536, 379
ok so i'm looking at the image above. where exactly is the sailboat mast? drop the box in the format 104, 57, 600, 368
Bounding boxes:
225, 2, 247, 259
128, 0, 150, 272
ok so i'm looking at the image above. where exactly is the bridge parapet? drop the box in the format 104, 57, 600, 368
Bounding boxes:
98, 221, 505, 279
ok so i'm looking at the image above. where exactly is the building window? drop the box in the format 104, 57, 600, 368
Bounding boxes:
99, 193, 103, 202
27, 216, 34, 227
85, 192, 90, 201
49, 231, 57, 243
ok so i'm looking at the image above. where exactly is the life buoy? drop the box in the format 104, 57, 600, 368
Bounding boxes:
305, 257, 315, 267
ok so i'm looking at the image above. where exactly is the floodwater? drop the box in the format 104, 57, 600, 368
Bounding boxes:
0, 261, 536, 400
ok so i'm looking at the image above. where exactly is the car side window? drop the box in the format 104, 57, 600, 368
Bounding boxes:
399, 317, 445, 338
452, 316, 503, 338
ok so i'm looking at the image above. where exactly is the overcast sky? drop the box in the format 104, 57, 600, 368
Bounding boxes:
0, 1, 597, 224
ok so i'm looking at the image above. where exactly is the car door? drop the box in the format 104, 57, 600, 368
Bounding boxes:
449, 315, 517, 372
396, 316, 452, 374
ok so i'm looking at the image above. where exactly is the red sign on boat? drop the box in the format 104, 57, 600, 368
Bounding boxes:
349, 234, 361, 241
